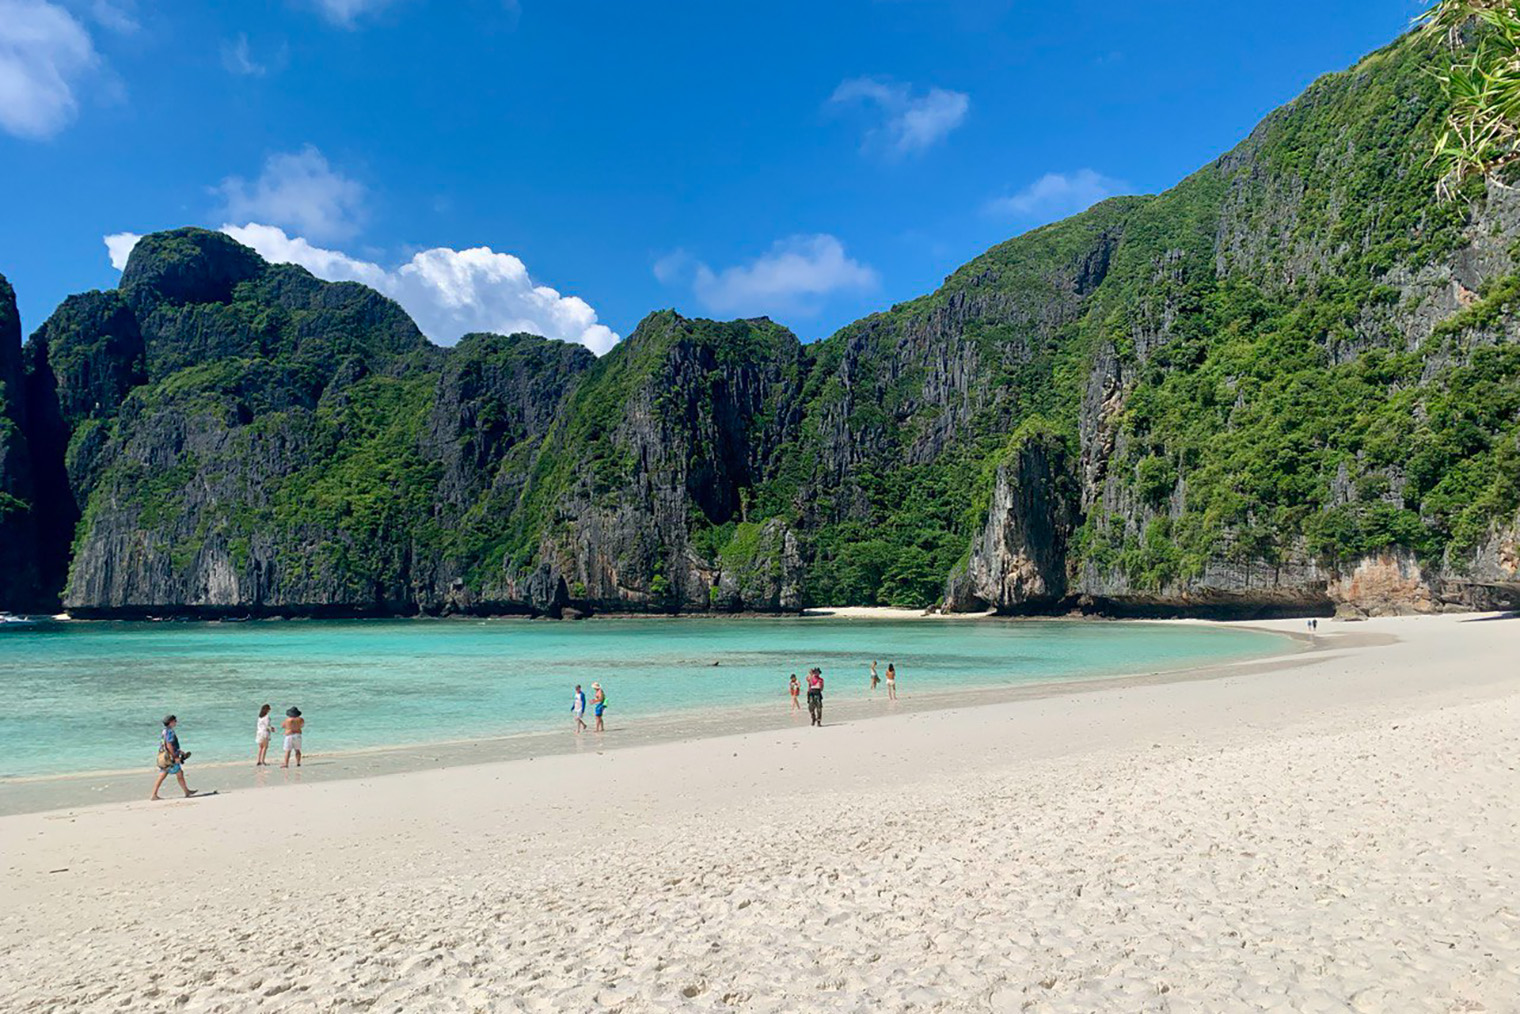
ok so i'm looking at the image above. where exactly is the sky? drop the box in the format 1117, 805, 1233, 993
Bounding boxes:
0, 0, 1427, 354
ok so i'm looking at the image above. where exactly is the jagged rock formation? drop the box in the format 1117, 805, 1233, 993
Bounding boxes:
0, 273, 42, 610
1, 28, 1518, 618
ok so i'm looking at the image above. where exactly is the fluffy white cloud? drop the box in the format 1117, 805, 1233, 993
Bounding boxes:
0, 0, 99, 139
104, 231, 141, 270
986, 169, 1128, 223
102, 224, 620, 355
830, 77, 968, 156
658, 234, 878, 318
216, 146, 366, 243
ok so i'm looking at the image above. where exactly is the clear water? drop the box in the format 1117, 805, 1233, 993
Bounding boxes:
0, 617, 1287, 779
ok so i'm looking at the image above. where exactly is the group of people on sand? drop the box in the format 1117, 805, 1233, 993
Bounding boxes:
255, 704, 306, 768
788, 660, 901, 727
150, 704, 308, 800
570, 682, 607, 733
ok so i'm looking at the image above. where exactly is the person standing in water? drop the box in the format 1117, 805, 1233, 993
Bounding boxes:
151, 715, 198, 801
806, 668, 824, 726
870, 660, 880, 694
789, 673, 801, 710
255, 703, 273, 766
591, 683, 607, 732
572, 684, 588, 733
281, 707, 304, 768
885, 662, 898, 700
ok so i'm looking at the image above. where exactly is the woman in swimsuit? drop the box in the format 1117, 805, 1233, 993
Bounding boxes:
151, 715, 198, 801
789, 673, 801, 710
870, 660, 880, 693
255, 703, 273, 766
885, 662, 898, 701
592, 683, 606, 732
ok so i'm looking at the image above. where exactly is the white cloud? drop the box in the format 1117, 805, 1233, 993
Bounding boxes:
658, 234, 878, 318
307, 0, 398, 27
830, 77, 968, 156
216, 146, 366, 242
104, 231, 141, 270
101, 224, 620, 355
221, 34, 266, 77
985, 169, 1128, 223
0, 0, 99, 140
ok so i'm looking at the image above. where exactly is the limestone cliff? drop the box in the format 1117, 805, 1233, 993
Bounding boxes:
3, 28, 1518, 618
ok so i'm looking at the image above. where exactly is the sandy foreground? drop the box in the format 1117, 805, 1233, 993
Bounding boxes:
1, 615, 1517, 1013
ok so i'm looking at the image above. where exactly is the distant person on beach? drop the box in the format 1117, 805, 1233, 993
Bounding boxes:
806, 668, 824, 726
592, 683, 607, 732
151, 715, 198, 801
789, 673, 801, 710
886, 662, 898, 700
870, 660, 880, 693
572, 684, 587, 733
281, 707, 304, 768
255, 703, 273, 766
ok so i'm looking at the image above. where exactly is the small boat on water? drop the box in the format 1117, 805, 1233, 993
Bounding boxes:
0, 612, 34, 626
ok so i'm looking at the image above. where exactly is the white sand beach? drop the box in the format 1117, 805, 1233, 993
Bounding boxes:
1, 613, 1517, 1012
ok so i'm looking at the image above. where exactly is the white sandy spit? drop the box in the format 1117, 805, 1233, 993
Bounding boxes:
1, 614, 1517, 1012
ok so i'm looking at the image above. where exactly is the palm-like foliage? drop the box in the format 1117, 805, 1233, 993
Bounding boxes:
1422, 2, 1520, 197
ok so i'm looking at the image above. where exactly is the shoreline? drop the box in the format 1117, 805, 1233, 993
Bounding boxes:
0, 619, 1312, 817
1, 612, 1515, 1011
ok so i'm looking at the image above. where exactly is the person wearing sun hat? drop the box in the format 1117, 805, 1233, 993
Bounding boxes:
280, 706, 305, 768
591, 683, 607, 732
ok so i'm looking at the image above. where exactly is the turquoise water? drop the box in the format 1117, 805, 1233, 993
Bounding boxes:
0, 617, 1287, 779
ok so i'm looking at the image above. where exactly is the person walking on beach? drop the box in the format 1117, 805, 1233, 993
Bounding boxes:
870, 660, 880, 694
789, 673, 801, 710
255, 703, 273, 766
572, 684, 588, 733
806, 668, 824, 727
592, 683, 607, 732
885, 662, 898, 701
151, 715, 198, 800
281, 707, 304, 768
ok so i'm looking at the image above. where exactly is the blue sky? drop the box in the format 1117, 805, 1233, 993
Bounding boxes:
1, 0, 1425, 352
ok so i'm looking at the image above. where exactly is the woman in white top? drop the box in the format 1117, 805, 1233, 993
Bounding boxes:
255, 703, 273, 766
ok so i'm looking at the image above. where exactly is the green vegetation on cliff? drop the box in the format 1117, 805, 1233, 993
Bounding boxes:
3, 26, 1518, 617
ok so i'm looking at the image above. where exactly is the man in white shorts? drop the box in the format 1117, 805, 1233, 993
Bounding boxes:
281, 706, 305, 768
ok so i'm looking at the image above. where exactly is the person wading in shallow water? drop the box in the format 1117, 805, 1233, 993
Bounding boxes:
255, 703, 273, 766
592, 683, 607, 732
572, 684, 588, 733
281, 707, 304, 768
151, 715, 198, 801
885, 662, 898, 701
789, 673, 801, 710
806, 668, 825, 727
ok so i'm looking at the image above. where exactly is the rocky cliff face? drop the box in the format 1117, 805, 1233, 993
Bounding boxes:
3, 29, 1518, 618
0, 273, 42, 610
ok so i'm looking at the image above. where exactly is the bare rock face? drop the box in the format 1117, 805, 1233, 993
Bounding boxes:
944, 434, 1074, 612
1327, 553, 1443, 617
0, 272, 42, 610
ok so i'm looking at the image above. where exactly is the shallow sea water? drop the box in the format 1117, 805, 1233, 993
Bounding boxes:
0, 616, 1288, 780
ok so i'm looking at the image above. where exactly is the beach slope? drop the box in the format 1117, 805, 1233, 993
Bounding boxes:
1, 614, 1517, 1012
